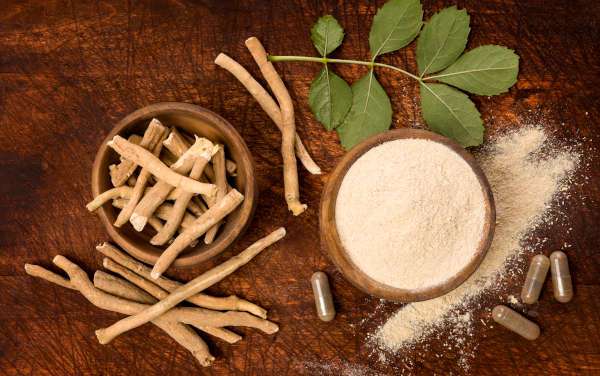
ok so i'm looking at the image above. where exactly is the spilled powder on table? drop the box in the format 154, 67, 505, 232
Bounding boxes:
372, 126, 580, 359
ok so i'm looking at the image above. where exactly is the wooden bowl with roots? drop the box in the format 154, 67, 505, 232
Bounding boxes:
320, 129, 496, 302
92, 102, 257, 268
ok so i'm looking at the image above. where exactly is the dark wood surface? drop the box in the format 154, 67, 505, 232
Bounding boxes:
1, 1, 599, 375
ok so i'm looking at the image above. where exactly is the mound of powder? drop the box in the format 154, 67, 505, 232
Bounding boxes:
374, 126, 580, 352
335, 139, 487, 290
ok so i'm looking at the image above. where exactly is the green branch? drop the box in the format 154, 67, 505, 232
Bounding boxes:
268, 55, 422, 82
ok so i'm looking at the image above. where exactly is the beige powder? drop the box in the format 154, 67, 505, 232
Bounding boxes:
335, 139, 486, 290
374, 126, 579, 352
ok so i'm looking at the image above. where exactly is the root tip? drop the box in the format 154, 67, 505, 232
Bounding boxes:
150, 270, 161, 280
96, 242, 109, 251
289, 202, 307, 216
130, 213, 147, 232
214, 53, 226, 64
95, 329, 110, 345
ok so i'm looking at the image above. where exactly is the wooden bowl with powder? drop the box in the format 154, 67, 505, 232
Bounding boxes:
320, 129, 495, 302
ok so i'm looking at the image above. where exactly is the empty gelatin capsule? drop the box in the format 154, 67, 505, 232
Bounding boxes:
492, 305, 540, 340
521, 254, 550, 304
550, 251, 573, 303
311, 271, 335, 322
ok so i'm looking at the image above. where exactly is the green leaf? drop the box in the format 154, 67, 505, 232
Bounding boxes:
309, 67, 352, 130
416, 6, 470, 76
432, 45, 520, 96
311, 15, 345, 56
420, 82, 483, 147
369, 0, 423, 58
337, 72, 392, 149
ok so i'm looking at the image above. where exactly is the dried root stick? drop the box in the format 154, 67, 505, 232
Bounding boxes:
94, 272, 263, 343
107, 135, 217, 196
109, 119, 166, 187
25, 257, 215, 366
93, 270, 156, 304
177, 307, 278, 334
114, 128, 167, 227
151, 189, 245, 279
87, 186, 183, 213
204, 147, 227, 244
152, 151, 214, 245
147, 217, 164, 232
96, 242, 267, 318
131, 137, 214, 231
93, 269, 242, 344
225, 160, 237, 176
96, 227, 286, 344
245, 38, 306, 215
100, 259, 269, 341
113, 199, 196, 229
103, 257, 268, 328
187, 198, 206, 216
86, 186, 135, 212
24, 264, 76, 290
163, 127, 190, 156
214, 52, 321, 175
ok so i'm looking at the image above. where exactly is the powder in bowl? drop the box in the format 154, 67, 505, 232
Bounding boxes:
335, 138, 486, 291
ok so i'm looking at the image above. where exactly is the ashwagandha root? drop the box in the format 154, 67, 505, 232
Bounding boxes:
147, 217, 164, 232
103, 258, 278, 341
244, 37, 307, 215
24, 264, 76, 290
86, 186, 133, 212
93, 271, 242, 344
25, 256, 215, 366
109, 119, 166, 187
163, 127, 190, 157
102, 257, 269, 338
186, 198, 206, 216
204, 146, 227, 244
151, 189, 245, 279
214, 53, 321, 175
126, 175, 137, 187
95, 227, 286, 344
225, 159, 237, 176
96, 242, 267, 318
103, 257, 270, 325
86, 185, 183, 213
177, 307, 278, 334
114, 127, 167, 227
204, 160, 237, 181
107, 135, 217, 196
26, 257, 280, 364
152, 150, 215, 245
130, 136, 214, 231
112, 199, 196, 231
94, 270, 156, 304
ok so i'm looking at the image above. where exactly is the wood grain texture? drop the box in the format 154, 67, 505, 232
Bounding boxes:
1, 0, 599, 375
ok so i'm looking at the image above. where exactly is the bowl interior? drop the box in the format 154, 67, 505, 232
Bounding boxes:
320, 129, 496, 302
93, 102, 257, 267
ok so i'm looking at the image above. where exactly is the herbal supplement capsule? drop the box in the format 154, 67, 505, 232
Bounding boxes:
311, 271, 335, 322
521, 254, 550, 304
492, 305, 540, 340
550, 251, 573, 303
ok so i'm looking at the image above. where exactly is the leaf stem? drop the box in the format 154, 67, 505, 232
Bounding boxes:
269, 55, 421, 81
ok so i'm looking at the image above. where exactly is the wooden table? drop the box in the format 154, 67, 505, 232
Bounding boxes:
1, 1, 599, 374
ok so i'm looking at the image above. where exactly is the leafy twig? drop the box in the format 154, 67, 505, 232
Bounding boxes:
267, 0, 519, 148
